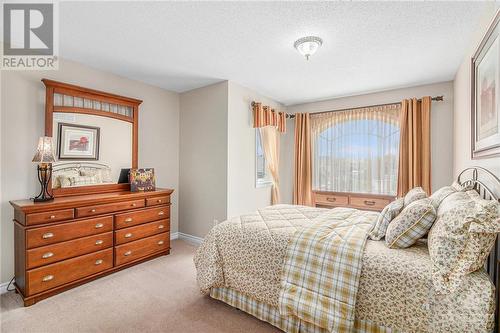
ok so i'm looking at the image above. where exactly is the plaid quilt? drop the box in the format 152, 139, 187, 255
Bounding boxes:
279, 207, 377, 333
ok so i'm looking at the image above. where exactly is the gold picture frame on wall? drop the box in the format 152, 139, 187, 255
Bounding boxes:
471, 10, 500, 159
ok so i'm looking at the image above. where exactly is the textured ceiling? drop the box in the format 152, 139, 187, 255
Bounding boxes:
60, 1, 488, 105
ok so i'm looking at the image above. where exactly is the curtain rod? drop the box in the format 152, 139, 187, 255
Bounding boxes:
251, 95, 444, 119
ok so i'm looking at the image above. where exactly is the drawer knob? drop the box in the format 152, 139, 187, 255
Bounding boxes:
42, 275, 54, 282
158, 240, 164, 245
42, 252, 54, 259
95, 259, 103, 265
124, 250, 132, 256
91, 209, 96, 213
157, 199, 162, 203
124, 217, 133, 222
326, 197, 336, 202
131, 203, 137, 207
124, 233, 133, 238
158, 211, 165, 216
42, 232, 54, 239
364, 200, 376, 206
158, 225, 164, 229
49, 215, 56, 219
95, 240, 104, 245
95, 223, 104, 229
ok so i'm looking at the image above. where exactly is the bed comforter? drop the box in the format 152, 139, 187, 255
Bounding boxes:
194, 204, 496, 333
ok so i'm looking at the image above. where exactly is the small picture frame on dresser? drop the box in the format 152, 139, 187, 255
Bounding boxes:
129, 168, 156, 192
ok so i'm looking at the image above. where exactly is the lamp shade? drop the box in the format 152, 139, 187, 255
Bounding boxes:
32, 136, 56, 163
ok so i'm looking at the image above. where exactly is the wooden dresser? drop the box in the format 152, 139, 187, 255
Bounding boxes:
313, 191, 395, 212
10, 188, 173, 306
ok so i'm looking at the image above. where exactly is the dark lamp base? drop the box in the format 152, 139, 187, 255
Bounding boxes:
33, 163, 54, 202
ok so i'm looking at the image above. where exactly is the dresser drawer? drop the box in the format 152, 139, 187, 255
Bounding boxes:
115, 219, 170, 245
26, 216, 113, 249
115, 232, 169, 266
349, 196, 390, 211
146, 196, 170, 207
26, 209, 74, 226
75, 199, 145, 218
314, 193, 349, 207
115, 206, 170, 229
26, 248, 113, 295
26, 232, 113, 269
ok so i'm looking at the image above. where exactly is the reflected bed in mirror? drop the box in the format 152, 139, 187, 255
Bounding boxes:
52, 162, 115, 188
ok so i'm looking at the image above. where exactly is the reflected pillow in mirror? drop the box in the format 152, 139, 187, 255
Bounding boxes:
54, 168, 80, 188
68, 175, 100, 187
80, 168, 113, 183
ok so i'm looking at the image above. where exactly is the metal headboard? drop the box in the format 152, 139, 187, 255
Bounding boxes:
457, 167, 500, 333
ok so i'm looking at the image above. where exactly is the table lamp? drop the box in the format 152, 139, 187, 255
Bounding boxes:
32, 136, 56, 202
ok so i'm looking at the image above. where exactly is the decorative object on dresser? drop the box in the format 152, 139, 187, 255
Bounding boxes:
312, 191, 395, 212
32, 136, 56, 202
471, 10, 500, 159
9, 188, 174, 306
129, 168, 156, 192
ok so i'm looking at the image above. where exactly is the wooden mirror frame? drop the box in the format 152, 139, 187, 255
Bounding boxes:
42, 79, 142, 197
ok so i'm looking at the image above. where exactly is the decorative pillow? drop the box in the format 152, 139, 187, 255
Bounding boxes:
403, 187, 427, 206
385, 198, 436, 249
368, 198, 404, 240
81, 168, 113, 183
53, 168, 80, 188
429, 186, 457, 210
68, 175, 99, 186
428, 190, 500, 294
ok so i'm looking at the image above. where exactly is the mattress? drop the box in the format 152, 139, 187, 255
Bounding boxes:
195, 205, 496, 332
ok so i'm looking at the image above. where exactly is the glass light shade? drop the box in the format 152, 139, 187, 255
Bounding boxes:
32, 136, 56, 163
294, 36, 323, 60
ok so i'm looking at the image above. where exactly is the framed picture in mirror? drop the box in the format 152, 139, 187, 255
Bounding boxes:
58, 123, 100, 160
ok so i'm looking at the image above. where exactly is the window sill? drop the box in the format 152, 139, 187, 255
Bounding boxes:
256, 180, 273, 188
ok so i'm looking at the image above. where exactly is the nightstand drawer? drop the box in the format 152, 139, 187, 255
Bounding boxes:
115, 219, 170, 245
115, 206, 170, 229
26, 232, 113, 269
315, 193, 349, 206
26, 209, 74, 226
349, 196, 390, 211
26, 248, 113, 295
75, 199, 145, 218
26, 216, 113, 249
115, 232, 169, 266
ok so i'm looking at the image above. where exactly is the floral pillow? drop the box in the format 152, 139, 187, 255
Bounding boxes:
368, 198, 404, 240
385, 197, 436, 249
427, 190, 500, 294
403, 187, 427, 206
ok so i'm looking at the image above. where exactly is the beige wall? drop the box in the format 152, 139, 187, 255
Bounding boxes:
287, 81, 455, 193
227, 82, 289, 217
0, 59, 180, 284
454, 4, 500, 179
179, 82, 228, 237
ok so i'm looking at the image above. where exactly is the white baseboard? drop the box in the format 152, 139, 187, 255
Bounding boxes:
170, 232, 179, 240
0, 281, 10, 294
178, 232, 204, 245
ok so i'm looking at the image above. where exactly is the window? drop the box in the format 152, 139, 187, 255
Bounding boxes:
255, 129, 272, 187
311, 105, 400, 195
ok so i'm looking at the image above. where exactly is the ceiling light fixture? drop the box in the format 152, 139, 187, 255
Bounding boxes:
294, 36, 323, 60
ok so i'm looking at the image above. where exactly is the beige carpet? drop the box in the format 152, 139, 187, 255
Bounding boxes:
0, 240, 281, 333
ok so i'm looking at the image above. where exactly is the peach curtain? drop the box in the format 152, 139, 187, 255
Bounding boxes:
253, 102, 286, 133
260, 126, 280, 204
293, 113, 313, 206
397, 97, 431, 197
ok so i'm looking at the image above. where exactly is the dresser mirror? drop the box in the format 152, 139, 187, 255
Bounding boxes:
43, 79, 142, 197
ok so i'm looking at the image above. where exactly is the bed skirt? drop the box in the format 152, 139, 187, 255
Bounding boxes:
210, 287, 400, 333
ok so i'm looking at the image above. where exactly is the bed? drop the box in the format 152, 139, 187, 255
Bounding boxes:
194, 167, 500, 333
